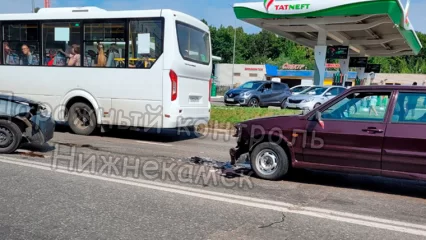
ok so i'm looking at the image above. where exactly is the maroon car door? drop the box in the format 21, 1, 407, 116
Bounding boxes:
382, 91, 426, 180
302, 90, 392, 174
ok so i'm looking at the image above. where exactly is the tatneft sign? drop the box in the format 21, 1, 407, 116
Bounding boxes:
263, 0, 312, 12
265, 1, 311, 11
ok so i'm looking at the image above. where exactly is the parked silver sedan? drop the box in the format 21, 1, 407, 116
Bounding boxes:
285, 86, 347, 111
290, 85, 314, 95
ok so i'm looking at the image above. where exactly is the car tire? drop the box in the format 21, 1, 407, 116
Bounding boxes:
250, 142, 289, 180
314, 103, 321, 109
68, 102, 97, 136
280, 99, 288, 109
247, 98, 260, 108
0, 120, 22, 154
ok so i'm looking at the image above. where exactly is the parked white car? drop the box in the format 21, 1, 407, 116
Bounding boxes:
290, 85, 314, 95
285, 86, 347, 111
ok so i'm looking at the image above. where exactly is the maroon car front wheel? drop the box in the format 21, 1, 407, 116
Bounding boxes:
250, 142, 289, 180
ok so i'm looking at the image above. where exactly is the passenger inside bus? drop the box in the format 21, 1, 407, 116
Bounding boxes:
58, 44, 78, 58
67, 45, 81, 66
2, 42, 19, 65
45, 49, 67, 66
46, 50, 55, 66
106, 43, 122, 67
20, 44, 38, 66
82, 42, 124, 67
96, 44, 107, 67
45, 42, 79, 66
44, 41, 125, 67
84, 49, 96, 66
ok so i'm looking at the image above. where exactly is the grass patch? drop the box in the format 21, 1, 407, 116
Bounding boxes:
200, 106, 301, 130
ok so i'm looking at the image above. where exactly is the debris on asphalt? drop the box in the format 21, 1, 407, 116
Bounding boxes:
235, 162, 251, 170
188, 156, 253, 178
190, 156, 205, 164
222, 162, 233, 169
17, 150, 45, 158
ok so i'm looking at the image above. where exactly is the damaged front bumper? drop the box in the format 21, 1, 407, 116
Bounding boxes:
230, 123, 247, 165
229, 147, 243, 165
20, 114, 55, 145
0, 95, 55, 145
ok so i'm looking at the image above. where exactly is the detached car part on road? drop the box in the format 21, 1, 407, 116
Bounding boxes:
0, 95, 55, 154
224, 81, 292, 108
231, 85, 426, 182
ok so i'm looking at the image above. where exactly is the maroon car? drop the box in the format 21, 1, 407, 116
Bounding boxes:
230, 85, 426, 181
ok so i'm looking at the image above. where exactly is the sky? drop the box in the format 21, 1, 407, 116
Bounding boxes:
2, 0, 426, 34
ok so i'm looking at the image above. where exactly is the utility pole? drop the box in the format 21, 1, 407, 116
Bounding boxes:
229, 4, 237, 89
231, 25, 236, 89
32, 0, 35, 12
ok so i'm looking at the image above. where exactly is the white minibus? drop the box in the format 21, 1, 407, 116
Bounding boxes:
0, 7, 212, 135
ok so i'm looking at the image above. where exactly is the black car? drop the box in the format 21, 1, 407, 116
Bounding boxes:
224, 81, 292, 108
0, 94, 55, 154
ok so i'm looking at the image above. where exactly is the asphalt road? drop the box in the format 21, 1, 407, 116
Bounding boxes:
1, 126, 426, 239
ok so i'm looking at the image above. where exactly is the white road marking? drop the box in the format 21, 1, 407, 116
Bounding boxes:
135, 140, 172, 147
1, 156, 426, 236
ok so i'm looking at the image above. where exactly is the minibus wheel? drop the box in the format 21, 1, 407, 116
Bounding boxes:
68, 102, 97, 136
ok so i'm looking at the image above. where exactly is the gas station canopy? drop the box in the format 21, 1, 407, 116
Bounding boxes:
233, 0, 422, 57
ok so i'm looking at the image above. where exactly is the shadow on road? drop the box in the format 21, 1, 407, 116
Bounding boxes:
54, 124, 203, 143
286, 169, 426, 199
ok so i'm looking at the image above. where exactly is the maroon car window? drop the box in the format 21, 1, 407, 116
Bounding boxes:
391, 92, 426, 123
321, 91, 391, 122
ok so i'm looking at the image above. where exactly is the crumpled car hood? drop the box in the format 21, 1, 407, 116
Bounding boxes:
0, 94, 39, 106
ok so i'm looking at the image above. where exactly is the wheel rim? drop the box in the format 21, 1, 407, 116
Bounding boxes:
0, 126, 14, 148
73, 107, 92, 130
249, 99, 259, 107
255, 149, 279, 176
